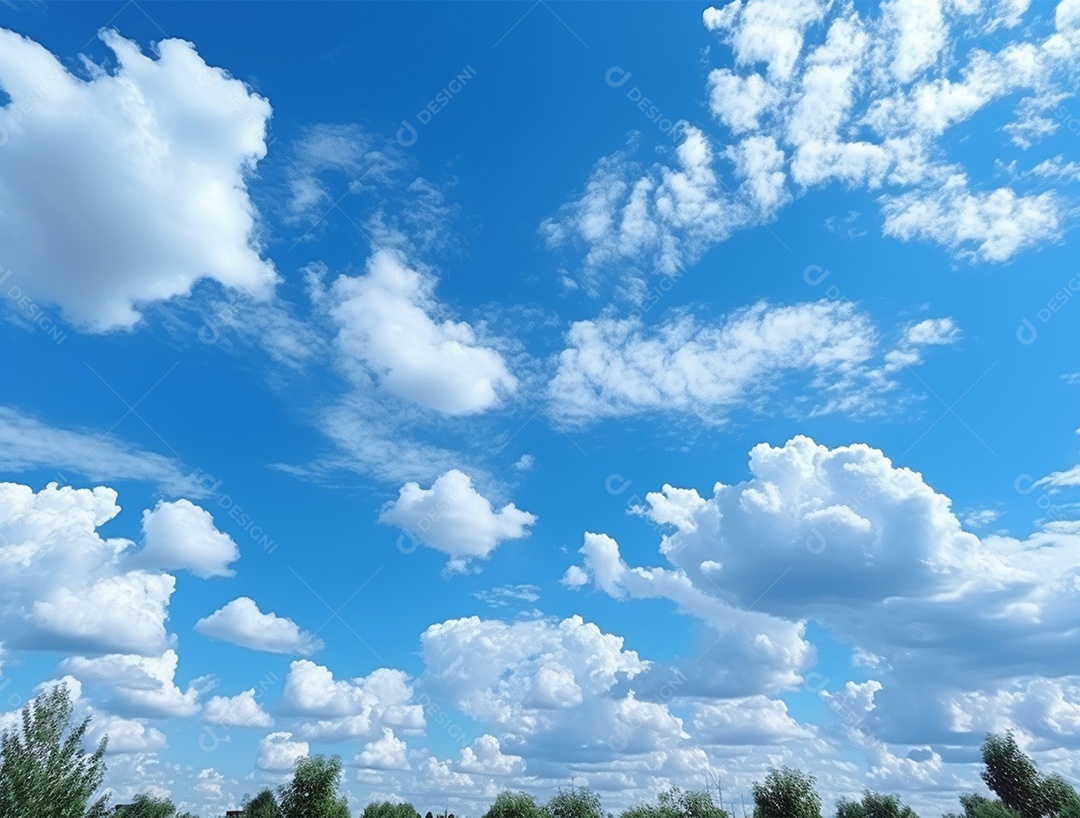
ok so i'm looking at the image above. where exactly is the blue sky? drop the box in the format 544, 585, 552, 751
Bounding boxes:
2, 0, 1080, 815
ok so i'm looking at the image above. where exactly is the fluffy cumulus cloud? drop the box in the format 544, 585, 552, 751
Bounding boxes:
565, 435, 1080, 744
201, 688, 274, 728
136, 499, 239, 579
277, 660, 424, 742
546, 0, 1080, 276
456, 734, 526, 776
356, 727, 411, 770
549, 300, 958, 423
257, 731, 309, 771
379, 469, 537, 572
329, 250, 517, 415
0, 482, 173, 655
87, 711, 169, 754
60, 650, 203, 718
194, 597, 322, 656
418, 615, 702, 769
0, 28, 276, 331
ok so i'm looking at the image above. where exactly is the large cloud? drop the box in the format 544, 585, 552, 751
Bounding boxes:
379, 469, 537, 572
545, 0, 1080, 278
0, 482, 173, 655
0, 27, 276, 331
565, 435, 1080, 744
194, 597, 322, 656
330, 250, 518, 416
136, 499, 240, 579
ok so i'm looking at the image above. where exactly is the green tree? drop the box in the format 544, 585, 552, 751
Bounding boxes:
278, 754, 350, 818
836, 792, 919, 818
242, 788, 281, 818
362, 801, 422, 818
982, 733, 1048, 818
944, 793, 1023, 818
548, 787, 606, 818
112, 795, 177, 818
622, 788, 728, 818
0, 683, 109, 818
483, 791, 547, 818
752, 767, 823, 818
981, 733, 1080, 818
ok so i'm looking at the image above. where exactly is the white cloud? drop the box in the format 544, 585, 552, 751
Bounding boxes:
136, 499, 239, 579
546, 0, 1080, 276
541, 128, 752, 280
330, 250, 517, 415
0, 28, 276, 331
560, 565, 589, 588
0, 406, 198, 495
566, 435, 1080, 739
422, 615, 647, 729
60, 650, 202, 718
201, 688, 274, 728
379, 469, 537, 572
690, 696, 815, 744
87, 712, 168, 754
881, 176, 1061, 263
457, 734, 525, 776
0, 482, 173, 655
194, 597, 322, 656
278, 660, 423, 742
548, 300, 957, 423
257, 731, 308, 771
356, 727, 411, 770
472, 584, 541, 608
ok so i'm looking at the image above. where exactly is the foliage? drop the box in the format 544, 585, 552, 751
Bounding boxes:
483, 790, 548, 818
0, 683, 109, 818
836, 791, 919, 818
362, 801, 422, 818
277, 754, 350, 818
752, 767, 823, 818
622, 788, 728, 818
112, 795, 178, 818
981, 733, 1080, 818
944, 793, 1024, 818
548, 787, 607, 818
242, 789, 280, 818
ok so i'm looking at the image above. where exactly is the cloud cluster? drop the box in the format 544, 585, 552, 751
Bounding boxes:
0, 28, 276, 331
277, 660, 424, 743
549, 301, 957, 423
565, 435, 1080, 742
545, 0, 1080, 277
